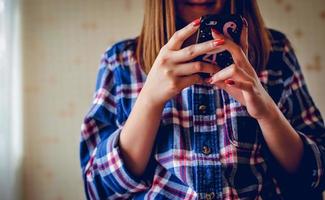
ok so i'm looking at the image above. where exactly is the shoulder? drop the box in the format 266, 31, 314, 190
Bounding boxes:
258, 29, 302, 104
105, 38, 137, 57
266, 29, 299, 77
268, 29, 287, 42
94, 38, 139, 90
101, 38, 138, 70
267, 28, 291, 52
263, 29, 305, 96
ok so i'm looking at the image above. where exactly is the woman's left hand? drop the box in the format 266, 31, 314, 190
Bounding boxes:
207, 21, 277, 120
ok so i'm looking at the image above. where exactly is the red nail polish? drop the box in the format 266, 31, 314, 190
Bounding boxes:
225, 79, 235, 85
213, 39, 225, 46
192, 18, 201, 26
211, 28, 221, 35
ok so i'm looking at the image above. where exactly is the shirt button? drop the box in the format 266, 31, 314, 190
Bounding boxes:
205, 192, 215, 200
202, 146, 211, 155
198, 104, 207, 113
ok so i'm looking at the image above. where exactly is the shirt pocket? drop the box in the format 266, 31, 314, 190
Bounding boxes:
223, 69, 284, 151
222, 93, 261, 151
223, 159, 268, 199
227, 114, 261, 150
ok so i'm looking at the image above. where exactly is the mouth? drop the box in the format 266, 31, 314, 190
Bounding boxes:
185, 0, 216, 7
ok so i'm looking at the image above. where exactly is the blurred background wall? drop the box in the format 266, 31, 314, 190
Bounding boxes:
22, 1, 144, 199
1, 0, 324, 199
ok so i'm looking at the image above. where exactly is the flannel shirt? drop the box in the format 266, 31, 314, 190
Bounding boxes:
80, 29, 325, 200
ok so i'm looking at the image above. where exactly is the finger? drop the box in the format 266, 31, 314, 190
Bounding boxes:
240, 17, 248, 56
174, 61, 221, 76
210, 80, 226, 89
172, 38, 226, 63
209, 64, 253, 84
211, 28, 226, 40
178, 74, 203, 89
210, 24, 247, 54
211, 28, 245, 61
166, 18, 201, 51
224, 79, 254, 93
211, 28, 252, 72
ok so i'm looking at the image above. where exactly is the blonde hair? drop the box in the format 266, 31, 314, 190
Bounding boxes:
136, 0, 271, 74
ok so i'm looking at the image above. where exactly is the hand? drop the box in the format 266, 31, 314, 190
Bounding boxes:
141, 19, 225, 107
207, 21, 277, 120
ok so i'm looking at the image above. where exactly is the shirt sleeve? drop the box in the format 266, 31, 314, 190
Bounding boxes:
79, 51, 152, 200
277, 37, 325, 191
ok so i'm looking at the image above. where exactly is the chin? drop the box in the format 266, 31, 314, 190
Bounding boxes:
176, 0, 225, 24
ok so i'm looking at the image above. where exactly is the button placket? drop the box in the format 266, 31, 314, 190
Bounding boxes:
192, 85, 222, 197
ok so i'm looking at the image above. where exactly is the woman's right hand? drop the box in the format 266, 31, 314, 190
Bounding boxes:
141, 19, 225, 107
119, 20, 224, 177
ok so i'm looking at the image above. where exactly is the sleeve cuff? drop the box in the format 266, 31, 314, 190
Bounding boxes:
94, 128, 151, 194
296, 131, 324, 189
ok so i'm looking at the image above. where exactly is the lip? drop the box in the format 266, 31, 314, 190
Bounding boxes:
185, 0, 216, 6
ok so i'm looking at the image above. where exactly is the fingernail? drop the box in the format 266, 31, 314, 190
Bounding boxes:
211, 28, 221, 35
192, 18, 201, 26
225, 79, 235, 85
213, 39, 225, 47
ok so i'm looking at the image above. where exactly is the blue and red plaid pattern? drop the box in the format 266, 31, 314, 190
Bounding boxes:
80, 29, 325, 200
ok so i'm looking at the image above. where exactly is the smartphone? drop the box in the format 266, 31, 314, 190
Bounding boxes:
194, 14, 244, 78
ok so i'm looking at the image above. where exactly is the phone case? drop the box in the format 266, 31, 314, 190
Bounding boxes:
194, 14, 244, 78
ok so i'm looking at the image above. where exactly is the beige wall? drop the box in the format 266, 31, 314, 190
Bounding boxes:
22, 0, 144, 199
22, 0, 325, 199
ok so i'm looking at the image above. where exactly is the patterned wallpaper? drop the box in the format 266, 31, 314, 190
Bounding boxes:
22, 1, 144, 199
21, 0, 324, 199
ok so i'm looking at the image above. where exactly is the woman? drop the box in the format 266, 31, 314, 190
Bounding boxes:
80, 0, 325, 199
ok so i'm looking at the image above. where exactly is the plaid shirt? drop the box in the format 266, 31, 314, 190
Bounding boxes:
80, 29, 325, 200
